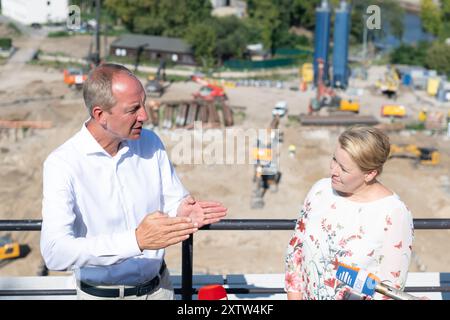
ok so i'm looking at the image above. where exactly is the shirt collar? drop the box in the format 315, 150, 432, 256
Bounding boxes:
76, 119, 130, 156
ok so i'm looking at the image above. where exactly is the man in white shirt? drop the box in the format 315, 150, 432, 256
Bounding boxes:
40, 63, 227, 300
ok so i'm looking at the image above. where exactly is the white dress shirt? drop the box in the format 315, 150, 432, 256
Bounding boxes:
40, 122, 188, 285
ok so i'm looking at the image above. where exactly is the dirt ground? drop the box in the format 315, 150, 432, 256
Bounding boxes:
0, 32, 449, 278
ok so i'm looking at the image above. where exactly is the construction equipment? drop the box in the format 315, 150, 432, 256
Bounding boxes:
63, 67, 88, 90
339, 98, 359, 113
375, 66, 400, 99
381, 104, 406, 118
145, 74, 171, 98
418, 109, 427, 122
308, 58, 360, 114
145, 57, 172, 97
251, 116, 282, 209
194, 84, 227, 102
191, 74, 228, 102
309, 58, 339, 113
62, 33, 99, 90
389, 144, 440, 166
300, 63, 314, 90
0, 235, 20, 260
310, 97, 360, 114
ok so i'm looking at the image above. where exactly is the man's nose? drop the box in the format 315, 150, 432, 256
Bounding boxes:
138, 105, 149, 122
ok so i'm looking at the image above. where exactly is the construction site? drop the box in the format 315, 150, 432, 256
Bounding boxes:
0, 1, 449, 299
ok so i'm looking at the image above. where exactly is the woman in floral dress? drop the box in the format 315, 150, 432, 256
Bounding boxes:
285, 126, 414, 300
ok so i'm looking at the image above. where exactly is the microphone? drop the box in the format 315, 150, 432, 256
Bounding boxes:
336, 263, 420, 300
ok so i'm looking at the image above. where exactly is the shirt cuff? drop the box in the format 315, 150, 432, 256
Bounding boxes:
168, 206, 179, 218
169, 194, 189, 217
122, 229, 143, 256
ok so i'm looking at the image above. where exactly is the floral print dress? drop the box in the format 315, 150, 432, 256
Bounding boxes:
285, 178, 414, 300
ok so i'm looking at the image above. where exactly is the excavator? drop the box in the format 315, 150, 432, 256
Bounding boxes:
375, 65, 400, 99
63, 33, 100, 90
63, 68, 89, 90
250, 115, 282, 209
145, 57, 172, 97
389, 144, 440, 166
0, 234, 20, 261
146, 73, 172, 98
191, 74, 228, 102
308, 58, 360, 114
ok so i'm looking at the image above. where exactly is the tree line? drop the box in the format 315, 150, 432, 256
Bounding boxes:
70, 0, 449, 75
390, 0, 450, 76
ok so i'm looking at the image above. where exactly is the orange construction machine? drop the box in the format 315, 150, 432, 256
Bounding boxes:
63, 68, 88, 90
191, 74, 228, 102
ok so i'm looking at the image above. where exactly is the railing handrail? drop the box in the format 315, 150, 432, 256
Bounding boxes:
1, 218, 450, 231
1, 218, 449, 300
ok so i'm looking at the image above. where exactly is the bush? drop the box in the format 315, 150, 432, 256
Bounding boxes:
7, 22, 22, 35
0, 38, 12, 50
390, 42, 428, 66
47, 31, 71, 38
425, 41, 450, 77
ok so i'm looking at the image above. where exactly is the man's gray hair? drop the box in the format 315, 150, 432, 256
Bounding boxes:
83, 63, 135, 115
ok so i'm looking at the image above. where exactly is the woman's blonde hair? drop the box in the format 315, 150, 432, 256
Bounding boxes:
338, 126, 390, 175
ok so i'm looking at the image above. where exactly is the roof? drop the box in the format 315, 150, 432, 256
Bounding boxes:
111, 34, 193, 54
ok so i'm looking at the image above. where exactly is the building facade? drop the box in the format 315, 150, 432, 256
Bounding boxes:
1, 0, 68, 25
110, 34, 196, 66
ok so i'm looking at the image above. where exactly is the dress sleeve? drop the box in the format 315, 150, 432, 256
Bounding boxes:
285, 217, 305, 292
284, 187, 316, 293
373, 204, 414, 300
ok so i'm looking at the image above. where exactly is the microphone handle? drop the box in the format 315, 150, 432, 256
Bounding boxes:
375, 283, 421, 300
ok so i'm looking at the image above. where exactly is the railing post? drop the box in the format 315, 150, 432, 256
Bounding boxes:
181, 234, 193, 300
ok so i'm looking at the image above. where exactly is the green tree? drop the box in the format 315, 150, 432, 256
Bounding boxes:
425, 42, 450, 76
103, 0, 143, 31
210, 16, 252, 63
104, 0, 211, 36
420, 0, 442, 36
184, 22, 216, 69
390, 42, 428, 66
290, 0, 318, 30
442, 0, 450, 20
439, 0, 450, 40
246, 0, 281, 52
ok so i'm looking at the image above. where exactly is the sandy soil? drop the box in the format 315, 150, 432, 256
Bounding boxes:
0, 33, 449, 278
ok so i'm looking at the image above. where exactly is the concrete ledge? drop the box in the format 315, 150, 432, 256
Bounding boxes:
0, 273, 448, 300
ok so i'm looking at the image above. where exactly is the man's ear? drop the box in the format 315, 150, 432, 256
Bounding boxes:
91, 106, 106, 125
364, 169, 378, 183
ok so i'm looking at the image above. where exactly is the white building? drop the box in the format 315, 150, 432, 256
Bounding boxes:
1, 0, 68, 25
210, 0, 247, 18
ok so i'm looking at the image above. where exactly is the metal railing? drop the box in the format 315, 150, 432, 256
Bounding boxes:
1, 218, 450, 299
